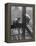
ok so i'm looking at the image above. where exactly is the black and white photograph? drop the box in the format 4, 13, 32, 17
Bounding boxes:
10, 6, 33, 40
5, 3, 35, 43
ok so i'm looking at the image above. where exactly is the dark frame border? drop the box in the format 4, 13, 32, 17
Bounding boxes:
5, 3, 35, 43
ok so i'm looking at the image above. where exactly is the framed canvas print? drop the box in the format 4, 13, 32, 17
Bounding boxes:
5, 3, 35, 43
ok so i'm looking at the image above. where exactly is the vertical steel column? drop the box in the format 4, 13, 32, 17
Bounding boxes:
22, 7, 26, 39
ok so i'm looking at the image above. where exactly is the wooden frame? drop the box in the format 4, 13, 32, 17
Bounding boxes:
5, 3, 35, 43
